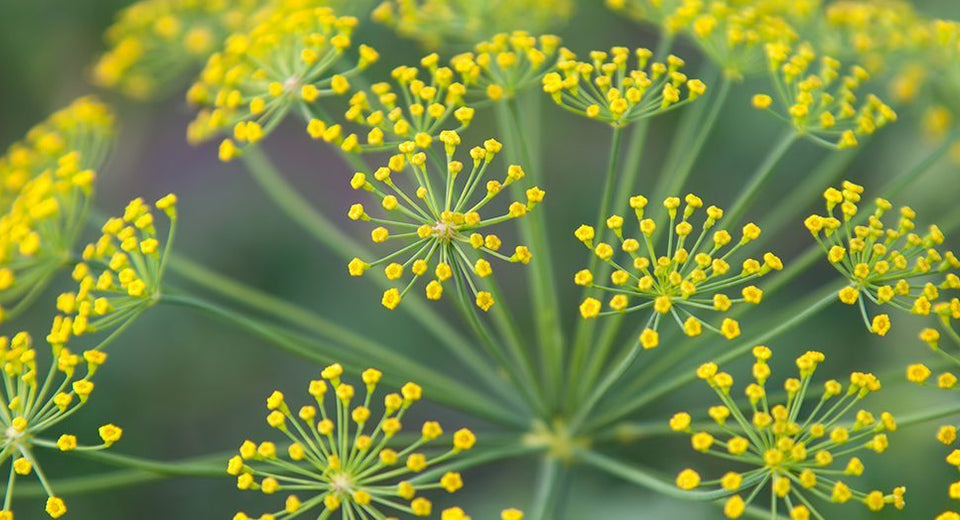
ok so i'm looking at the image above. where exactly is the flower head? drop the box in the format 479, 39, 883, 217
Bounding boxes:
542, 47, 705, 127
372, 0, 572, 49
451, 32, 562, 102
50, 195, 178, 346
335, 54, 473, 152
92, 0, 262, 99
754, 43, 897, 149
230, 364, 474, 519
186, 6, 378, 160
675, 348, 902, 518
575, 193, 781, 346
0, 328, 122, 519
818, 1, 926, 77
348, 134, 542, 311
0, 97, 115, 322
806, 181, 958, 336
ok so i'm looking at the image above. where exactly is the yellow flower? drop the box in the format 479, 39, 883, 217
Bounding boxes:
349, 135, 542, 311
676, 348, 901, 517
575, 193, 780, 342
0, 97, 115, 323
450, 32, 562, 101
756, 43, 896, 149
373, 0, 572, 49
231, 364, 472, 519
543, 47, 705, 127
807, 181, 959, 337
187, 6, 378, 158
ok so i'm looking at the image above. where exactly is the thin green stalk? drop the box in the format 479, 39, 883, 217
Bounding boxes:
166, 256, 516, 405
723, 131, 798, 226
880, 124, 960, 198
68, 449, 226, 477
568, 126, 625, 403
160, 293, 527, 427
239, 146, 512, 403
578, 450, 729, 501
897, 402, 960, 429
528, 456, 564, 520
497, 98, 564, 409
651, 74, 732, 205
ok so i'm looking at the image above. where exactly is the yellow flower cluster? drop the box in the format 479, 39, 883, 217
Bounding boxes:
348, 133, 542, 312
805, 181, 959, 336
52, 196, 178, 345
333, 54, 475, 153
92, 0, 262, 99
186, 6, 379, 161
575, 194, 781, 348
675, 348, 903, 518
0, 329, 123, 519
229, 363, 476, 519
372, 0, 572, 49
0, 97, 115, 322
818, 0, 926, 74
451, 32, 562, 102
542, 47, 706, 128
753, 42, 897, 149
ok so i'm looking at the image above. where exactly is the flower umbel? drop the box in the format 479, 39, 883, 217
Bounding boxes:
0, 97, 115, 322
806, 180, 959, 336
186, 6, 379, 160
51, 195, 178, 345
0, 330, 123, 519
754, 42, 897, 149
675, 348, 903, 518
348, 133, 543, 311
575, 193, 781, 348
542, 47, 705, 128
451, 31, 562, 102
229, 363, 475, 519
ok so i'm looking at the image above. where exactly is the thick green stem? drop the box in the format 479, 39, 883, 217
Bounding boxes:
528, 456, 565, 520
239, 146, 512, 402
160, 293, 526, 428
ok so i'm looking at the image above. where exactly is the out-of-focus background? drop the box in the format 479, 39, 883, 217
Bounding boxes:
1, 0, 960, 518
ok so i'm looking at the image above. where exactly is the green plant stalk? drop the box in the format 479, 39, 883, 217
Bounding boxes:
897, 401, 960, 428
589, 286, 839, 431
880, 124, 960, 198
497, 97, 565, 409
160, 293, 526, 427
567, 126, 625, 403
167, 255, 519, 407
239, 146, 513, 400
651, 74, 732, 207
722, 131, 798, 226
528, 456, 564, 520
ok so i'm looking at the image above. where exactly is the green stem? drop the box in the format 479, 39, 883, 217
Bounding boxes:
896, 402, 960, 428
497, 98, 565, 411
651, 73, 731, 205
165, 255, 516, 406
723, 131, 798, 226
880, 124, 960, 198
568, 126, 625, 404
160, 293, 526, 427
578, 449, 729, 501
239, 146, 511, 403
528, 456, 564, 520
68, 449, 226, 477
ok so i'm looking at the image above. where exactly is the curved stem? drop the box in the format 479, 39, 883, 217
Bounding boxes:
723, 131, 798, 226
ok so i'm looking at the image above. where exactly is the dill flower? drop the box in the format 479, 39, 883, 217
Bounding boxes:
817, 1, 926, 76
0, 329, 123, 519
805, 180, 959, 336
450, 32, 562, 102
542, 47, 706, 128
372, 0, 572, 49
334, 54, 474, 152
347, 133, 543, 311
752, 42, 897, 149
574, 193, 781, 348
186, 6, 380, 161
0, 97, 115, 321
50, 195, 178, 346
92, 0, 262, 99
674, 348, 904, 518
604, 0, 700, 34
229, 363, 476, 519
